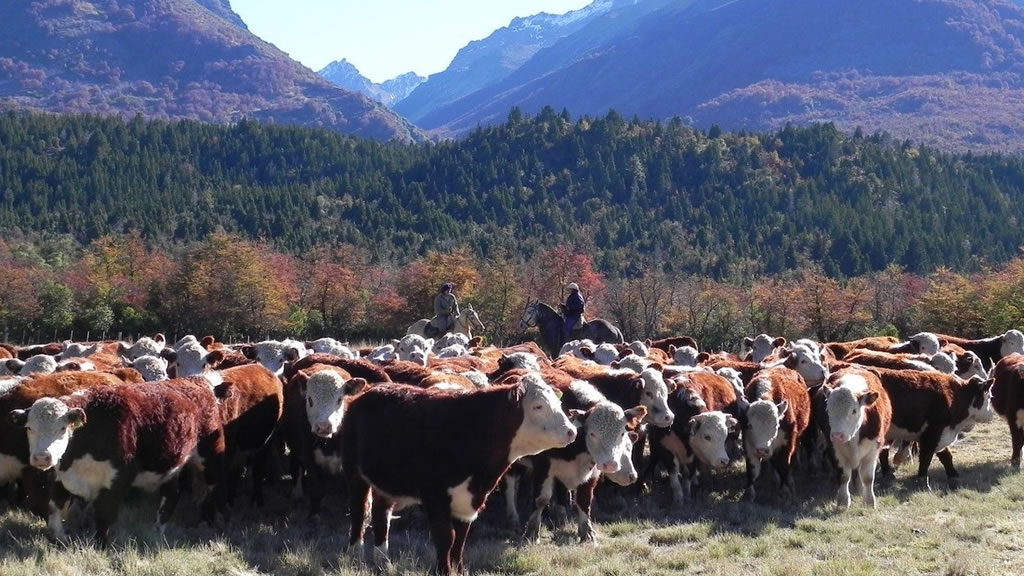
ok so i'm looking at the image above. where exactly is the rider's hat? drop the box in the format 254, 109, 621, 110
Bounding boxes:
566, 282, 580, 292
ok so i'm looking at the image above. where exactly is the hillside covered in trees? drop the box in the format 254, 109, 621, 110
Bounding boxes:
3, 109, 1024, 279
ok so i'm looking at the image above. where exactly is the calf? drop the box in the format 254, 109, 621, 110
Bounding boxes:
937, 330, 1024, 370
341, 374, 576, 575
282, 368, 367, 516
523, 394, 645, 543
992, 353, 1024, 468
10, 379, 228, 545
648, 371, 740, 504
822, 367, 891, 508
743, 334, 786, 363
117, 334, 166, 361
737, 367, 811, 501
242, 340, 302, 376
875, 368, 995, 490
6, 354, 58, 376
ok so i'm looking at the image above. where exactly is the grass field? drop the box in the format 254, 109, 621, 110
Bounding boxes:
2, 418, 1023, 576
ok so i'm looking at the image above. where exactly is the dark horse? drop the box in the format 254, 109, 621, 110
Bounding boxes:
519, 300, 624, 356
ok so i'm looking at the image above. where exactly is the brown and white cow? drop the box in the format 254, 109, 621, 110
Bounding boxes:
742, 334, 787, 363
341, 373, 575, 575
937, 330, 1024, 370
282, 367, 367, 516
824, 336, 901, 361
116, 334, 166, 361
648, 371, 740, 504
822, 367, 891, 508
992, 353, 1024, 468
874, 368, 995, 490
737, 366, 811, 501
9, 379, 228, 545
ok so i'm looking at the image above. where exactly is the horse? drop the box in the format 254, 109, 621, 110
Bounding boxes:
519, 299, 624, 357
407, 304, 486, 339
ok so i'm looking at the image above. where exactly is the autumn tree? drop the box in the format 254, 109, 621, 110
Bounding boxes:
912, 268, 987, 337
395, 248, 481, 328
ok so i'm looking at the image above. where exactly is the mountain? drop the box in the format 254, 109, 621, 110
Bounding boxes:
395, 0, 656, 123
415, 0, 1024, 151
318, 59, 424, 106
195, 0, 247, 29
0, 0, 422, 141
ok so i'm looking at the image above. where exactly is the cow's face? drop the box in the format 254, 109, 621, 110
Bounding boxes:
243, 341, 299, 376
174, 342, 224, 377
825, 373, 877, 443
639, 367, 674, 427
1002, 330, 1024, 359
929, 352, 956, 374
368, 345, 396, 364
592, 344, 619, 366
396, 335, 430, 361
671, 345, 700, 367
60, 341, 100, 361
509, 373, 576, 460
303, 372, 366, 438
118, 336, 165, 361
782, 345, 829, 387
745, 334, 785, 363
603, 429, 641, 486
11, 355, 58, 376
908, 333, 940, 356
10, 398, 85, 470
127, 355, 169, 382
743, 399, 787, 460
967, 376, 996, 424
577, 402, 642, 474
689, 411, 738, 469
956, 352, 987, 381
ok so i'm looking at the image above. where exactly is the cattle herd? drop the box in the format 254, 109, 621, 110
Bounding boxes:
1, 328, 1024, 575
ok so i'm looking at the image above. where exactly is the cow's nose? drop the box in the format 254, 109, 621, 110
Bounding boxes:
565, 428, 577, 442
718, 458, 730, 468
599, 461, 620, 474
31, 453, 52, 469
313, 423, 332, 437
832, 433, 846, 443
755, 449, 770, 459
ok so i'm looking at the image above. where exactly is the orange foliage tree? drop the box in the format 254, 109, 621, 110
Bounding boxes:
395, 248, 482, 330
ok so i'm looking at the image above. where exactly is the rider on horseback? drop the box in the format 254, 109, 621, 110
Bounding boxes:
562, 282, 585, 342
428, 282, 459, 338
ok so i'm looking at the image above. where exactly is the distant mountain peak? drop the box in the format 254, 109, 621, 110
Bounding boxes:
318, 61, 425, 107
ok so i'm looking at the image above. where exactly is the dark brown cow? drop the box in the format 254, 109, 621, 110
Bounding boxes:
937, 330, 1024, 370
214, 364, 284, 506
341, 375, 575, 575
9, 378, 229, 546
737, 366, 811, 501
648, 371, 740, 504
821, 367, 892, 508
873, 368, 995, 490
992, 353, 1024, 468
282, 366, 365, 517
16, 342, 63, 360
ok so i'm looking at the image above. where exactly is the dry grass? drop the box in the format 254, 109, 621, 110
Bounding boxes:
3, 419, 1024, 575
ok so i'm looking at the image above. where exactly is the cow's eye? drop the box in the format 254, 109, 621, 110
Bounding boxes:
851, 409, 857, 416
308, 398, 313, 407
533, 404, 543, 411
704, 435, 712, 441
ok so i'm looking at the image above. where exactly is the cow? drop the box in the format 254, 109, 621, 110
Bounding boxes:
991, 353, 1024, 468
737, 366, 811, 501
394, 334, 433, 362
874, 368, 995, 490
121, 355, 169, 382
241, 340, 302, 376
214, 364, 285, 506
763, 344, 830, 387
647, 371, 740, 504
523, 396, 646, 544
306, 338, 359, 359
9, 379, 228, 546
116, 334, 166, 361
166, 341, 226, 378
283, 354, 390, 384
16, 342, 64, 360
743, 334, 787, 363
937, 330, 1024, 370
6, 355, 58, 376
282, 368, 367, 516
646, 336, 699, 354
59, 341, 101, 361
824, 336, 901, 360
821, 367, 892, 508
341, 373, 576, 575
844, 350, 941, 372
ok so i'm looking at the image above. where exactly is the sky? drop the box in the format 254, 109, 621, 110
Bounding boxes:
231, 0, 594, 83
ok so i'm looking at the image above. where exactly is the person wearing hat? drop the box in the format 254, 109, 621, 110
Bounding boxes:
429, 282, 460, 337
563, 282, 585, 342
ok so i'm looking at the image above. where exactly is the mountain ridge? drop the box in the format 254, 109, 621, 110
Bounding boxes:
318, 59, 424, 106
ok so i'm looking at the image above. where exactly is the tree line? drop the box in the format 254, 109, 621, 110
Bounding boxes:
4, 109, 1024, 280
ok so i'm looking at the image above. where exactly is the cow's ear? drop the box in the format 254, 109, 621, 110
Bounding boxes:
821, 385, 833, 399
619, 349, 634, 358
160, 348, 177, 364
204, 350, 225, 368
772, 337, 787, 348
241, 346, 258, 360
153, 333, 166, 345
117, 342, 128, 354
624, 406, 647, 429
726, 416, 740, 430
688, 417, 700, 436
201, 336, 216, 348
509, 382, 526, 403
120, 355, 133, 367
9, 409, 27, 426
628, 430, 640, 444
859, 391, 880, 406
424, 339, 434, 349
214, 382, 233, 400
776, 399, 789, 417
696, 352, 711, 364
345, 378, 368, 396
61, 340, 72, 350
567, 409, 587, 426
668, 344, 677, 354
649, 363, 664, 372
631, 377, 644, 391
293, 372, 310, 395
66, 408, 86, 429
645, 339, 653, 347
743, 337, 753, 347
579, 346, 595, 359
284, 347, 300, 362
610, 360, 621, 369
